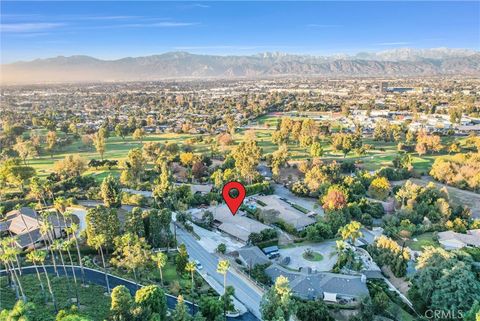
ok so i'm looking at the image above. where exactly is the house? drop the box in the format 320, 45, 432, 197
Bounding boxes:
357, 227, 384, 246
253, 195, 316, 231
189, 205, 270, 243
437, 229, 480, 250
265, 264, 369, 304
235, 246, 271, 269
0, 207, 74, 249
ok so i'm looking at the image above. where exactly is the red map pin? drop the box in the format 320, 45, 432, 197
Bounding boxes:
222, 181, 246, 216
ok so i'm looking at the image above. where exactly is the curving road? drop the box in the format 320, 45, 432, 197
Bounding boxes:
0, 265, 259, 321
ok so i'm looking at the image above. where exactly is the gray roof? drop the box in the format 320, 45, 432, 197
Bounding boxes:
237, 246, 271, 267
265, 264, 369, 300
15, 228, 43, 248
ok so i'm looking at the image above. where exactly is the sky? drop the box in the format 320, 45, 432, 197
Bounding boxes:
1, 1, 479, 63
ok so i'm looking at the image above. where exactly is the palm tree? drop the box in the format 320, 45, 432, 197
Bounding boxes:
151, 252, 168, 286
185, 260, 197, 315
25, 251, 46, 298
62, 239, 80, 307
68, 222, 86, 285
185, 261, 196, 294
0, 239, 26, 301
52, 239, 74, 300
91, 234, 111, 294
29, 177, 47, 207
26, 250, 57, 312
39, 219, 59, 277
217, 259, 230, 320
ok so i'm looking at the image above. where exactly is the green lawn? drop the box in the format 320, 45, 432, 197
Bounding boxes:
302, 251, 324, 261
0, 275, 110, 321
405, 232, 439, 251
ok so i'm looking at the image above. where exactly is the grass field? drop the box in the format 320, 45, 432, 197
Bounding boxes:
0, 275, 110, 321
405, 232, 439, 251
16, 113, 467, 187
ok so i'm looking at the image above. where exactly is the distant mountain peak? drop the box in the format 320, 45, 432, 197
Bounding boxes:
2, 48, 479, 84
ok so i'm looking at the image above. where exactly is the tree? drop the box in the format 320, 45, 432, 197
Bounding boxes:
338, 221, 363, 244
331, 133, 361, 158
110, 285, 133, 321
0, 300, 36, 320
115, 124, 127, 140
0, 159, 36, 191
368, 177, 391, 200
86, 205, 120, 248
172, 295, 192, 321
296, 300, 333, 321
180, 152, 195, 167
410, 247, 480, 314
134, 285, 167, 321
216, 243, 227, 254
176, 244, 189, 274
120, 148, 146, 186
13, 139, 37, 165
111, 233, 151, 285
231, 135, 261, 183
0, 238, 26, 302
151, 252, 168, 286
217, 259, 230, 320
100, 175, 122, 208
25, 250, 46, 300
322, 185, 348, 211
199, 296, 223, 321
132, 128, 145, 143
92, 130, 106, 160
46, 130, 58, 158
89, 234, 111, 294
309, 142, 324, 158
67, 222, 86, 286
260, 275, 294, 321
153, 161, 174, 207
185, 261, 196, 295
53, 154, 87, 178
270, 144, 289, 177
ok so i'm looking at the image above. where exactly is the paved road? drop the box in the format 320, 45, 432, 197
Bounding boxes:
0, 265, 259, 321
176, 227, 263, 320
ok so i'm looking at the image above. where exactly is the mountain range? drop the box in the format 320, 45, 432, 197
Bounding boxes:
2, 48, 479, 84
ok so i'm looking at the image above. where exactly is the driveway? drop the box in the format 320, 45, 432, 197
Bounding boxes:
191, 223, 245, 253
278, 241, 338, 272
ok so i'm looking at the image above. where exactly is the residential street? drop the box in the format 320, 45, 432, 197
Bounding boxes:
176, 226, 264, 320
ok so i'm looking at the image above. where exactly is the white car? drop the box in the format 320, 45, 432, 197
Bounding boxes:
195, 260, 203, 270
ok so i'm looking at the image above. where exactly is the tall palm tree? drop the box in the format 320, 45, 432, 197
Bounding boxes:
185, 261, 196, 294
62, 239, 80, 307
26, 250, 58, 312
25, 251, 46, 297
39, 219, 59, 277
68, 222, 86, 285
91, 234, 111, 294
52, 239, 74, 300
217, 259, 230, 320
1, 239, 26, 301
151, 252, 167, 286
